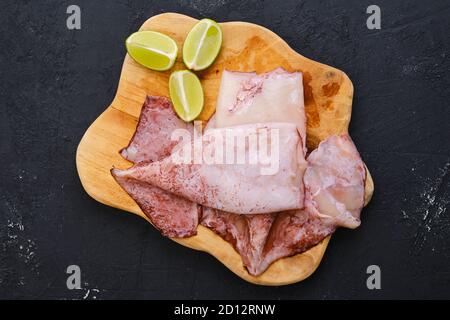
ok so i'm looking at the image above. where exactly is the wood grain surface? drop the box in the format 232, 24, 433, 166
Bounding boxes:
76, 12, 374, 285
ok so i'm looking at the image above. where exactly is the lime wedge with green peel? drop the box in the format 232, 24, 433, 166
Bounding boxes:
126, 31, 178, 71
169, 70, 204, 122
183, 19, 222, 71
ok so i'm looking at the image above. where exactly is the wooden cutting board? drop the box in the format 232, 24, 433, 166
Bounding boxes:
76, 12, 374, 286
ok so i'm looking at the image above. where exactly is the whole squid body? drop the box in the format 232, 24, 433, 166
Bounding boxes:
113, 122, 308, 215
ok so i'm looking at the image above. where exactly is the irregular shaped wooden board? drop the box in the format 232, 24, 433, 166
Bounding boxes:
76, 13, 374, 286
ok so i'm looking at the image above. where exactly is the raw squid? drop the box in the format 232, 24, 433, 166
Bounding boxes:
111, 67, 366, 276
112, 96, 200, 238
201, 70, 364, 274
112, 173, 200, 237
254, 134, 365, 274
120, 96, 193, 164
201, 207, 276, 275
257, 209, 335, 276
199, 134, 365, 275
303, 134, 366, 229
215, 68, 306, 150
199, 68, 311, 274
113, 122, 307, 215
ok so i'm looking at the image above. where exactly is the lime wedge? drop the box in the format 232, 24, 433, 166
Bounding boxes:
126, 31, 178, 71
183, 19, 222, 71
169, 70, 204, 122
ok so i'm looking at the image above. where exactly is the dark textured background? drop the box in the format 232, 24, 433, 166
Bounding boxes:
1, 0, 449, 299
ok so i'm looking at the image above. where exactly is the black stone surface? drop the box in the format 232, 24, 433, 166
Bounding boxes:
0, 0, 449, 299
